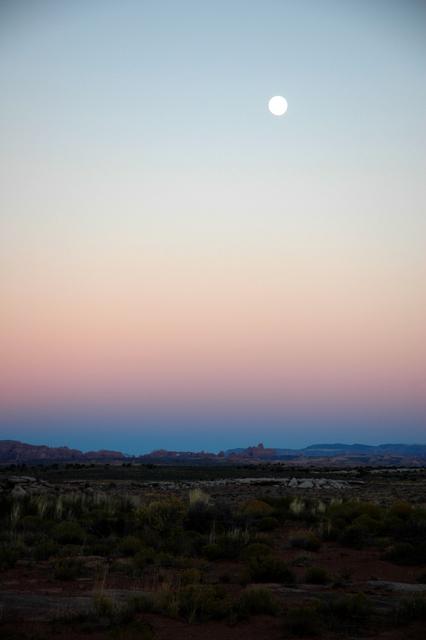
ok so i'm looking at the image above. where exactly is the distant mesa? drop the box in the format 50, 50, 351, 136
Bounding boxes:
0, 439, 426, 466
0, 440, 125, 464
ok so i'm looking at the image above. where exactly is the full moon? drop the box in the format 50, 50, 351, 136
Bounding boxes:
268, 95, 288, 116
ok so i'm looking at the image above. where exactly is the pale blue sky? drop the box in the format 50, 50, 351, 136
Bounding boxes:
1, 1, 425, 451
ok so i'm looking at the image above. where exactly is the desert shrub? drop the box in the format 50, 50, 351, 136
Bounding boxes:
85, 536, 115, 557
138, 499, 184, 537
53, 557, 85, 580
389, 501, 412, 520
203, 531, 247, 560
394, 595, 426, 624
176, 584, 230, 623
156, 553, 191, 570
248, 555, 295, 584
237, 587, 280, 616
327, 500, 383, 531
150, 584, 232, 623
87, 511, 119, 538
241, 542, 273, 560
181, 529, 206, 556
323, 502, 384, 549
184, 501, 215, 534
259, 496, 291, 523
132, 546, 155, 573
68, 594, 154, 634
319, 593, 372, 632
189, 488, 210, 507
289, 498, 306, 518
290, 532, 321, 552
19, 515, 44, 532
353, 513, 382, 535
386, 540, 426, 565
126, 594, 156, 614
93, 594, 117, 618
202, 542, 221, 560
33, 539, 60, 560
118, 535, 142, 557
388, 507, 426, 544
240, 499, 274, 519
257, 516, 279, 531
338, 524, 369, 549
0, 543, 21, 569
305, 567, 330, 584
53, 521, 86, 545
181, 567, 202, 585
282, 605, 322, 637
211, 501, 234, 530
285, 597, 370, 636
137, 500, 187, 555
57, 543, 83, 557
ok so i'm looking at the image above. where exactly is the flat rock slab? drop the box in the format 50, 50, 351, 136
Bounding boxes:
367, 580, 426, 592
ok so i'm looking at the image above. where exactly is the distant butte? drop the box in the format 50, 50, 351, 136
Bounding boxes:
0, 440, 426, 466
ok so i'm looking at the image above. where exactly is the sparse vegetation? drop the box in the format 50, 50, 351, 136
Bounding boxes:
1, 464, 426, 639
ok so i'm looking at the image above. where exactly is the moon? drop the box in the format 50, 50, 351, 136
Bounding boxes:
268, 96, 288, 116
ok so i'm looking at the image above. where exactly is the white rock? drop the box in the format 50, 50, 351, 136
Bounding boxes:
8, 476, 37, 484
298, 480, 314, 489
11, 485, 27, 498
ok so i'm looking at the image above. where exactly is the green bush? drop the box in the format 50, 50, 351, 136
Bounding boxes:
179, 584, 230, 622
33, 539, 60, 561
394, 595, 426, 624
138, 499, 184, 537
248, 555, 295, 584
319, 593, 372, 631
389, 501, 412, 520
0, 543, 21, 569
256, 516, 279, 531
53, 557, 85, 580
241, 542, 272, 560
290, 532, 321, 552
240, 499, 274, 519
338, 524, 369, 549
184, 502, 215, 534
126, 594, 156, 614
85, 537, 114, 557
203, 533, 246, 560
132, 546, 155, 573
181, 567, 201, 585
283, 596, 371, 637
19, 515, 44, 532
384, 542, 426, 565
237, 587, 280, 616
305, 567, 330, 584
180, 530, 206, 557
93, 594, 117, 618
282, 605, 322, 637
54, 521, 86, 545
118, 536, 142, 557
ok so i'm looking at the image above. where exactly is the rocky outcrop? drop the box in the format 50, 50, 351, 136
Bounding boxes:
0, 440, 125, 463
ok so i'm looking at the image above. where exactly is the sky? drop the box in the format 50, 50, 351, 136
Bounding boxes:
0, 1, 425, 453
